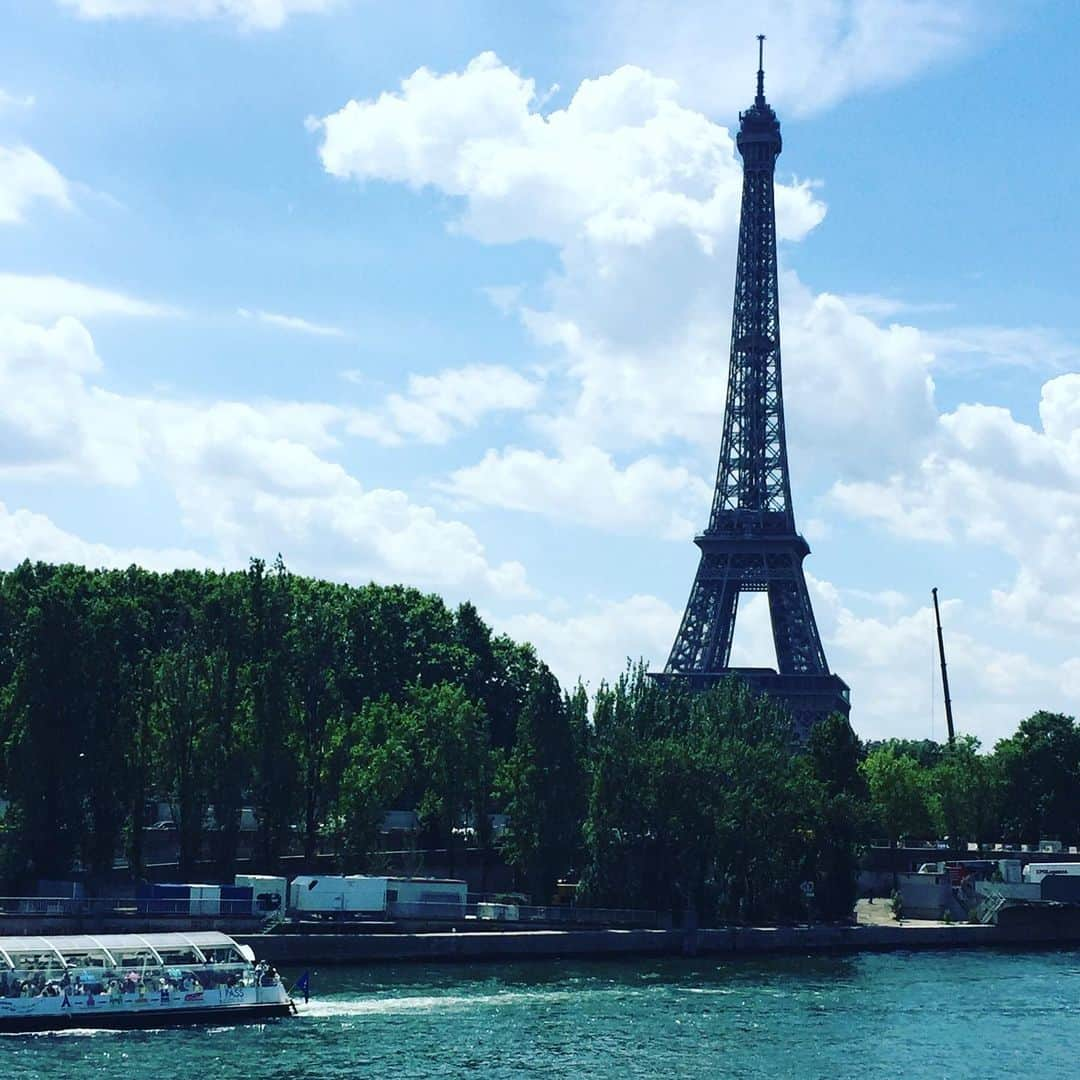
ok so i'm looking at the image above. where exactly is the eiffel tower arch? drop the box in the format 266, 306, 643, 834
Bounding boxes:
655, 38, 850, 738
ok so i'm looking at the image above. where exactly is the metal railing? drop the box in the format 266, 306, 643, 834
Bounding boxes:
387, 900, 657, 928
0, 895, 659, 929
0, 896, 259, 918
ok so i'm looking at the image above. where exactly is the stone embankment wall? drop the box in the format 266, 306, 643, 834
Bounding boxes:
239, 920, 1080, 967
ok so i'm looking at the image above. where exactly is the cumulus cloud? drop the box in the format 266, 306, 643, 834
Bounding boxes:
0, 311, 529, 597
55, 0, 340, 30
317, 52, 826, 248
316, 54, 943, 490
347, 364, 542, 446
0, 146, 72, 225
492, 593, 682, 693
0, 314, 143, 485
0, 500, 213, 572
831, 373, 1080, 632
442, 445, 708, 539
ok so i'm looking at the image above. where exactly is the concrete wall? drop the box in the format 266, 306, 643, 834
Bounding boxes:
238, 920, 1080, 967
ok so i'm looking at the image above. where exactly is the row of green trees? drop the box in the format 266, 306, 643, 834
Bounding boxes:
860, 711, 1080, 849
1, 560, 1075, 925
0, 560, 544, 881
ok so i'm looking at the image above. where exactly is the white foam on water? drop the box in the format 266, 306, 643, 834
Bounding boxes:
299, 986, 622, 1019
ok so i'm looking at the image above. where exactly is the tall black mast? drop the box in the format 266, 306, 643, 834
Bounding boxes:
931, 587, 956, 746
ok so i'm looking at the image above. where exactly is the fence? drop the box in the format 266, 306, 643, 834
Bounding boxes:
0, 895, 658, 928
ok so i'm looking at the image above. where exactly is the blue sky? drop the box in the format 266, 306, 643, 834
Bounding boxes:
1, 0, 1078, 743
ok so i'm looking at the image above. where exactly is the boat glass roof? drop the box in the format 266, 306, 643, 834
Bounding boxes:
0, 932, 242, 961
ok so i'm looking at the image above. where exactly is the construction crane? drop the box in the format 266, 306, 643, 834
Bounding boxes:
931, 587, 956, 746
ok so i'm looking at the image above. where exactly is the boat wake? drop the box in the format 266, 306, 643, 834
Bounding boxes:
299, 987, 613, 1019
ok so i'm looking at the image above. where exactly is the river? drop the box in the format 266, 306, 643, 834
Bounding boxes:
7, 949, 1079, 1078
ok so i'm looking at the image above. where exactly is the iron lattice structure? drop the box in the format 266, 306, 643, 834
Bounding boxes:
658, 40, 850, 736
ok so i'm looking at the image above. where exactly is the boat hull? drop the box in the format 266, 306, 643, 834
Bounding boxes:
0, 983, 295, 1035
0, 1000, 294, 1034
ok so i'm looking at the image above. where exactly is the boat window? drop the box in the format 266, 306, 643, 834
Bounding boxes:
6, 950, 62, 974
58, 950, 111, 969
112, 949, 158, 969
155, 946, 202, 966
200, 945, 246, 964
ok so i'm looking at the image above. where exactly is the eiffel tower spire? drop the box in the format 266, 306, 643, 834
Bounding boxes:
657, 38, 850, 737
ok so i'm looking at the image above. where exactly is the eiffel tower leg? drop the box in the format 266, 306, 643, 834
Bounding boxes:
667, 572, 739, 674
767, 567, 827, 676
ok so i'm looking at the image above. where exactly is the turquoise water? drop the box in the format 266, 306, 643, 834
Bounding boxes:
7, 950, 1080, 1079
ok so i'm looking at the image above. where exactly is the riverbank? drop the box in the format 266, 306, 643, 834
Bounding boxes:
238, 916, 1080, 966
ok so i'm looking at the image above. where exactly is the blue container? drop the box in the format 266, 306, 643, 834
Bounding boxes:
136, 883, 191, 915
220, 885, 253, 916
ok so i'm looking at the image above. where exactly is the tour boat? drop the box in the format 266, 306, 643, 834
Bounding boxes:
0, 931, 295, 1033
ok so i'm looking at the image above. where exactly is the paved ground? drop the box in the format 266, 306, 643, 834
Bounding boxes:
855, 898, 953, 928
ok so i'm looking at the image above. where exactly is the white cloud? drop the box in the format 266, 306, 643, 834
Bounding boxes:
347, 364, 542, 446
924, 324, 1080, 374
237, 307, 345, 338
824, 593, 1076, 745
590, 0, 983, 117
492, 593, 681, 692
317, 53, 826, 248
0, 314, 142, 485
0, 90, 35, 110
317, 54, 944, 488
831, 373, 1080, 633
0, 311, 529, 598
0, 501, 213, 573
442, 445, 708, 539
56, 0, 340, 30
0, 274, 177, 320
0, 146, 72, 225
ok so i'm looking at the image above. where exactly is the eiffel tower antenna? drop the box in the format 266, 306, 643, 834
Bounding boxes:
756, 34, 766, 104
654, 37, 850, 737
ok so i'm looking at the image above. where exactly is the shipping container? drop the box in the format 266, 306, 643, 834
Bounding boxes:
188, 884, 221, 916
220, 884, 253, 915
135, 883, 190, 915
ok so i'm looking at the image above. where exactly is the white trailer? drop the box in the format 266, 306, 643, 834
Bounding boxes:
1022, 862, 1080, 883
288, 875, 388, 917
386, 877, 467, 919
235, 874, 288, 915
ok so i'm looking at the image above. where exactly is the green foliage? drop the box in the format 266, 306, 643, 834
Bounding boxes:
0, 560, 535, 880
994, 712, 1080, 845
498, 667, 589, 903
860, 745, 934, 844
806, 715, 867, 921
926, 735, 1000, 846
577, 666, 841, 926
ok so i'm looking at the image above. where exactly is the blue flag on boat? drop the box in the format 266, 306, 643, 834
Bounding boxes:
295, 971, 310, 1003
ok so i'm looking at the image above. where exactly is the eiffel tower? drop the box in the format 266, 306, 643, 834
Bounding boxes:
657, 38, 849, 737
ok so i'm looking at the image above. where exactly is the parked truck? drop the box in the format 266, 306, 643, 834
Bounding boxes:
1022, 862, 1080, 884
286, 875, 467, 919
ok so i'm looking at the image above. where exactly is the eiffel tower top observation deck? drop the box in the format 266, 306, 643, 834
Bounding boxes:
657, 38, 850, 736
